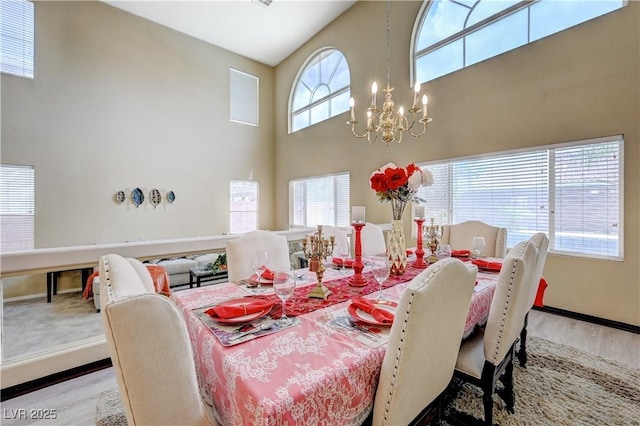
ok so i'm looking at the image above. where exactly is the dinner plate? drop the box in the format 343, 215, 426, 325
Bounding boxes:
347, 301, 398, 326
209, 297, 272, 324
249, 273, 274, 284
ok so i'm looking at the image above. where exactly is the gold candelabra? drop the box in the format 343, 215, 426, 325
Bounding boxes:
424, 218, 442, 264
302, 225, 335, 299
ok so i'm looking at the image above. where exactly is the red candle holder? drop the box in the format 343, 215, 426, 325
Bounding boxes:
413, 218, 428, 269
349, 222, 368, 287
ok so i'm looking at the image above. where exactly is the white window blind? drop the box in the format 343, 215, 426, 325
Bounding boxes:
1, 164, 35, 251
0, 0, 34, 79
417, 136, 622, 259
230, 180, 258, 234
290, 172, 350, 228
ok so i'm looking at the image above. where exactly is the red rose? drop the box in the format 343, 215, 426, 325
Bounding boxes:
370, 173, 389, 192
406, 163, 419, 177
385, 167, 408, 190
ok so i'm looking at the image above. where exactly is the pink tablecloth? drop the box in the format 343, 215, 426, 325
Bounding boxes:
171, 264, 497, 426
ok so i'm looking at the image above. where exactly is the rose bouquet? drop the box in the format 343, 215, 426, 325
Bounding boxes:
370, 162, 434, 220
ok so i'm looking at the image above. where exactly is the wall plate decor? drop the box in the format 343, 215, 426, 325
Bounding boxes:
132, 187, 144, 208
115, 190, 125, 204
149, 188, 161, 207
167, 190, 176, 204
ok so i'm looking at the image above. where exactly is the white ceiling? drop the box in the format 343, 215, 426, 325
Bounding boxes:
103, 0, 357, 67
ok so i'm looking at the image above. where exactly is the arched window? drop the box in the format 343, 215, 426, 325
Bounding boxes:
289, 48, 350, 133
412, 0, 624, 84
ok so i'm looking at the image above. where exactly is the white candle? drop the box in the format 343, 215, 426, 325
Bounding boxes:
349, 97, 355, 121
371, 82, 378, 108
415, 206, 425, 219
399, 106, 404, 117
352, 206, 366, 224
413, 82, 420, 107
422, 95, 428, 118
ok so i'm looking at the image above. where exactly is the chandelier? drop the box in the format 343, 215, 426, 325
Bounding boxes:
347, 0, 431, 145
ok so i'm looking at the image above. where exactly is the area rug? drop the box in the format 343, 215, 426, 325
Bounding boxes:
446, 336, 640, 425
96, 388, 127, 426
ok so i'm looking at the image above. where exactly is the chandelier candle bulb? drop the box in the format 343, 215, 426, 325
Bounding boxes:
422, 95, 428, 118
350, 97, 355, 120
413, 83, 420, 107
371, 82, 377, 107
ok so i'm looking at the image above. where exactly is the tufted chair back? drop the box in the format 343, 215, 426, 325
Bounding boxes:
373, 258, 476, 425
360, 222, 387, 256
226, 230, 291, 282
441, 220, 507, 258
100, 254, 217, 426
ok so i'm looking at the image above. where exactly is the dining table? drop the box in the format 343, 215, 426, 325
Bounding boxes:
171, 255, 500, 426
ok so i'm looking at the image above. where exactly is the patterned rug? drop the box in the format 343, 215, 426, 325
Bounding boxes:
96, 336, 640, 425
446, 336, 640, 425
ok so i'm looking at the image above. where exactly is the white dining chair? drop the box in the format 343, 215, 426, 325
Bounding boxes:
360, 222, 387, 256
449, 239, 539, 426
372, 258, 476, 425
517, 232, 549, 366
441, 220, 507, 258
100, 254, 219, 426
226, 230, 291, 282
319, 225, 350, 258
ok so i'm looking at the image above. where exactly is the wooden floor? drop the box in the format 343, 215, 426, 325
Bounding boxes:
1, 310, 638, 426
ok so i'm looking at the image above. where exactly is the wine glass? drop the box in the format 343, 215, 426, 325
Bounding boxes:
471, 237, 486, 259
250, 251, 269, 292
273, 267, 296, 326
336, 250, 349, 274
436, 244, 452, 260
372, 253, 390, 301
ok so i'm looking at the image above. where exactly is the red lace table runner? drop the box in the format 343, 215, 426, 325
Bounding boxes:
259, 265, 424, 318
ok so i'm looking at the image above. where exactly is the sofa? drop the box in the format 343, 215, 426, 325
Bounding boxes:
149, 253, 222, 287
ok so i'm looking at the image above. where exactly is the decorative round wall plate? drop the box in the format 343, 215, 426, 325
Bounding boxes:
132, 187, 144, 208
167, 190, 176, 204
115, 190, 125, 204
149, 188, 161, 207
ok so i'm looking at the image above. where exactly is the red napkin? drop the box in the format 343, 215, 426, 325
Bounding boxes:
406, 249, 414, 256
471, 259, 503, 271
333, 258, 355, 267
205, 299, 276, 319
350, 297, 395, 324
451, 249, 471, 257
261, 268, 275, 280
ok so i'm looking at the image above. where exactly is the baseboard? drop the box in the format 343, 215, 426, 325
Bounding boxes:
534, 305, 640, 334
0, 358, 113, 402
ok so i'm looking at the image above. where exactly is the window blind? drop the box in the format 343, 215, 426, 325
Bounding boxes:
417, 137, 622, 259
1, 164, 35, 251
0, 0, 34, 79
290, 172, 350, 228
229, 180, 258, 234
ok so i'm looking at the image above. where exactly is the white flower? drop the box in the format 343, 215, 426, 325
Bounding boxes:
421, 169, 434, 187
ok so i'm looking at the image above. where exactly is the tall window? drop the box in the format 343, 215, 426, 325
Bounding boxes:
1, 164, 35, 251
417, 136, 622, 260
0, 0, 34, 79
230, 180, 258, 234
289, 48, 350, 133
413, 0, 624, 84
290, 172, 350, 228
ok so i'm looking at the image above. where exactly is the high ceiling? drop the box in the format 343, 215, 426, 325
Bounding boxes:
103, 1, 357, 67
